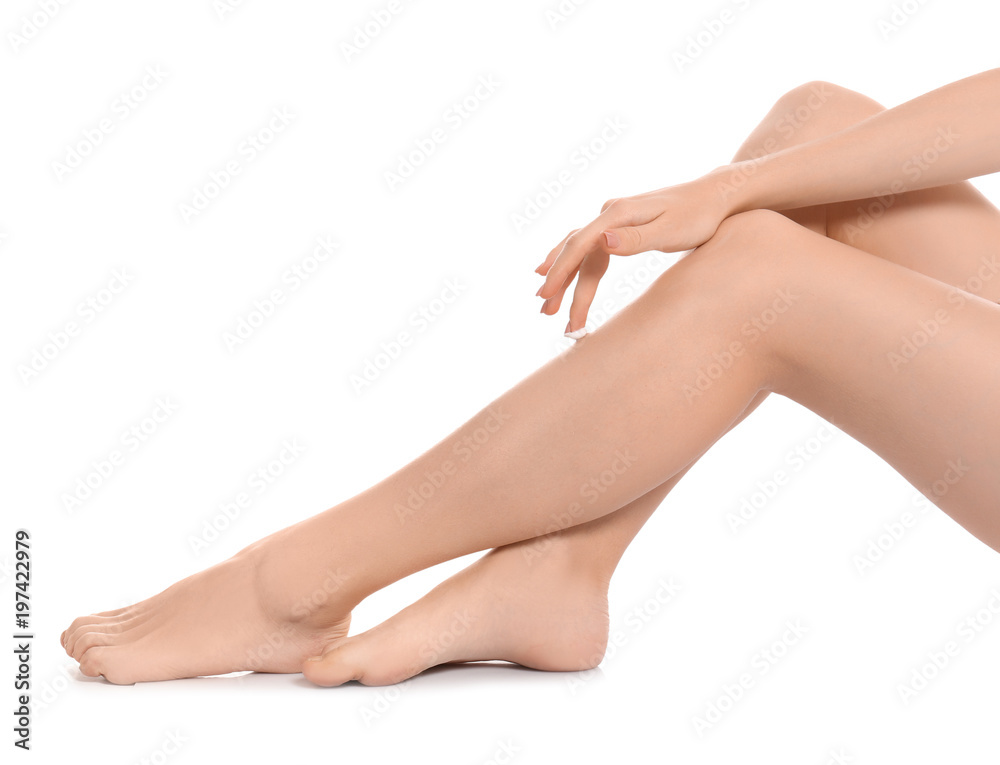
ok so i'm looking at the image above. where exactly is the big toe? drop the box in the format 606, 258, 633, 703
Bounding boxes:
302, 633, 410, 687
301, 641, 365, 687
303, 617, 455, 688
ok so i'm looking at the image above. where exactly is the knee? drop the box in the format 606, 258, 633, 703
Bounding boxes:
640, 209, 808, 388
777, 80, 886, 115
677, 209, 809, 302
769, 80, 885, 138
706, 208, 803, 263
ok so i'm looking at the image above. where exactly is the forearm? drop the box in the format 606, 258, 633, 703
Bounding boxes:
720, 68, 1000, 214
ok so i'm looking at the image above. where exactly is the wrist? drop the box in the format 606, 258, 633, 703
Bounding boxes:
705, 159, 770, 217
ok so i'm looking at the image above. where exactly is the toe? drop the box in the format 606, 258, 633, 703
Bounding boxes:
302, 598, 484, 687
302, 642, 366, 687
302, 625, 436, 687
71, 630, 119, 662
301, 636, 418, 687
65, 617, 132, 657
63, 615, 100, 648
63, 606, 138, 646
78, 647, 134, 685
78, 646, 109, 679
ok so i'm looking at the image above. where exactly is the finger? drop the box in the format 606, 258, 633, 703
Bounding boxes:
538, 229, 591, 299
539, 197, 661, 299
535, 229, 579, 275
566, 251, 609, 334
602, 212, 680, 256
540, 263, 580, 316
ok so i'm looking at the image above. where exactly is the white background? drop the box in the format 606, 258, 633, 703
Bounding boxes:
3, 0, 1000, 763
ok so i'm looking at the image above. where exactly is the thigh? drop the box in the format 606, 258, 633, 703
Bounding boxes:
827, 182, 1000, 304
607, 84, 1000, 523
719, 211, 1000, 549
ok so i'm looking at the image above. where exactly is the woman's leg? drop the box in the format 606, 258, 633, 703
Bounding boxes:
253, 83, 867, 686
506, 79, 1000, 608
62, 196, 1000, 684
287, 82, 1000, 686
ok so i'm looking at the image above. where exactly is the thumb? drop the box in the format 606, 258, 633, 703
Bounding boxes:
602, 224, 655, 256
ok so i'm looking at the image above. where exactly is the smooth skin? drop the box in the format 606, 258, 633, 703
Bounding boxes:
62, 71, 1000, 686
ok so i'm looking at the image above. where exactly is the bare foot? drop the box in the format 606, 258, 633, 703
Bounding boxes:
302, 535, 611, 686
61, 531, 353, 684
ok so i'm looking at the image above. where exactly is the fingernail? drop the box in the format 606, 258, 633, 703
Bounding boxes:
564, 326, 588, 340
603, 230, 620, 249
535, 285, 545, 297
539, 301, 547, 313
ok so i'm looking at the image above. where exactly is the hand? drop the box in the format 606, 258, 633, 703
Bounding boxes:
535, 170, 734, 335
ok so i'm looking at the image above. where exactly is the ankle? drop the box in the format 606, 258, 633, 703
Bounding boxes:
510, 530, 615, 589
